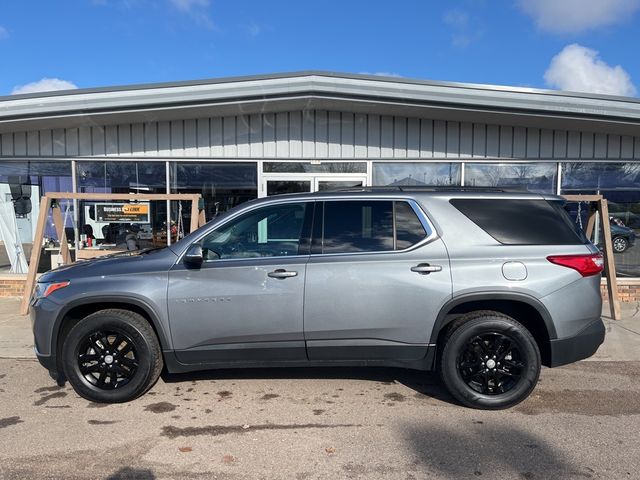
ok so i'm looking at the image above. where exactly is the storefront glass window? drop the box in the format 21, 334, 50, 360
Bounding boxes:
76, 161, 167, 251
264, 162, 367, 173
561, 162, 640, 277
372, 162, 461, 186
0, 161, 72, 273
170, 162, 258, 233
465, 163, 557, 193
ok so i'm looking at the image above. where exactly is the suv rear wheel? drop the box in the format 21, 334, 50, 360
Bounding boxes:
61, 309, 163, 403
438, 311, 541, 409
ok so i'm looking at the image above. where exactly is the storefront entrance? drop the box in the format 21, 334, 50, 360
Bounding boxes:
260, 175, 367, 197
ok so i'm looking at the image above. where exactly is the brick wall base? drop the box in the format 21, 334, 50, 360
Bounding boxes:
0, 277, 27, 298
601, 280, 640, 303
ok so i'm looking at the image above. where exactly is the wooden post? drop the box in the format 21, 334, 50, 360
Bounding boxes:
189, 196, 199, 233
599, 199, 621, 320
50, 202, 71, 266
585, 210, 597, 239
20, 196, 51, 315
20, 193, 204, 314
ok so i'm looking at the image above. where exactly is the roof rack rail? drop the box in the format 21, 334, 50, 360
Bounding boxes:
332, 186, 525, 193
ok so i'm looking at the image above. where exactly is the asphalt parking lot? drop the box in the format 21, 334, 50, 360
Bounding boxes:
1, 357, 639, 480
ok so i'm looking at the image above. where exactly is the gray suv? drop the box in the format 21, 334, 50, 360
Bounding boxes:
31, 188, 605, 409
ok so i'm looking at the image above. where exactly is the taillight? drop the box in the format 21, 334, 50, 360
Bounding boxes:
546, 253, 604, 277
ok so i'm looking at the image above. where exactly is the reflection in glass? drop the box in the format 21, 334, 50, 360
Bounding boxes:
266, 180, 311, 196
264, 162, 367, 173
76, 161, 167, 250
0, 161, 72, 273
465, 163, 557, 193
171, 162, 257, 233
373, 163, 460, 186
317, 180, 363, 191
561, 162, 640, 277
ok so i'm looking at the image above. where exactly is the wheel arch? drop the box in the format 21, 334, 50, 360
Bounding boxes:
431, 292, 557, 367
53, 296, 169, 368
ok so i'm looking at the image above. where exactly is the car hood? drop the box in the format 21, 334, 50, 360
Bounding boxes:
38, 247, 178, 283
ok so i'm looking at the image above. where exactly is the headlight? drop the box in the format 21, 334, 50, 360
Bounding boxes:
34, 281, 70, 299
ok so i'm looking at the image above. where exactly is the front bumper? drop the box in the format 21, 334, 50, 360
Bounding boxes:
548, 317, 605, 367
30, 297, 62, 374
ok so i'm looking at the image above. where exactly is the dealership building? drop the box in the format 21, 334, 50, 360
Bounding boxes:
0, 71, 639, 296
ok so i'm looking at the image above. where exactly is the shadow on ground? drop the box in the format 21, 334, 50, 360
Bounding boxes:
405, 422, 595, 479
105, 467, 156, 480
161, 366, 458, 405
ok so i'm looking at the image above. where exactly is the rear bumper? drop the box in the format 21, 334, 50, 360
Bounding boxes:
548, 317, 605, 367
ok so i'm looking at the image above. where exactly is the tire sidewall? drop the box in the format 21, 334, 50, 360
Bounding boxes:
62, 313, 156, 403
441, 316, 541, 410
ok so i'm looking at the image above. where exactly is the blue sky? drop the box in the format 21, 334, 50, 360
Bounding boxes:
1, 0, 639, 96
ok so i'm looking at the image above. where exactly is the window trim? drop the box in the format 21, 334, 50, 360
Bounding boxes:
312, 198, 437, 257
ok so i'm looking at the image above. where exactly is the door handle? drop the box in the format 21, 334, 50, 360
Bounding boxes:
268, 269, 298, 279
411, 264, 442, 274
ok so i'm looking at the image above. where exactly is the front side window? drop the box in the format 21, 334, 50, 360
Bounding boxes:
321, 200, 429, 254
201, 202, 308, 260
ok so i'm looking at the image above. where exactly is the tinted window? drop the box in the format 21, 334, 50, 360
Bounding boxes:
395, 202, 428, 249
450, 199, 588, 245
202, 203, 308, 259
323, 201, 393, 253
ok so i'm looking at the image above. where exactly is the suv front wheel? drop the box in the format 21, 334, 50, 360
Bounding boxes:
61, 309, 163, 403
439, 311, 541, 409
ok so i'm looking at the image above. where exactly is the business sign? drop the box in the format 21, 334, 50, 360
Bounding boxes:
95, 203, 150, 223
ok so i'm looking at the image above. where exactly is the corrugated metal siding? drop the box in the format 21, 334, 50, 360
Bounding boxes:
1, 110, 639, 160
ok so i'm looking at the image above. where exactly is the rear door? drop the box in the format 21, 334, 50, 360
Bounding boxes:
303, 198, 452, 361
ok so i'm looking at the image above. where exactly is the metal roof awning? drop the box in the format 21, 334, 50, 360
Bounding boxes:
1, 71, 639, 135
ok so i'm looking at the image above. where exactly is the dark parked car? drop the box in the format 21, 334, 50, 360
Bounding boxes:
610, 221, 635, 253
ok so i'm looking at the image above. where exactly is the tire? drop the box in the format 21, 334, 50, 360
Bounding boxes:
61, 309, 163, 403
438, 310, 541, 410
613, 236, 628, 253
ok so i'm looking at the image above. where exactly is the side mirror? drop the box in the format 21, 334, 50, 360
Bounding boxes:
183, 244, 204, 268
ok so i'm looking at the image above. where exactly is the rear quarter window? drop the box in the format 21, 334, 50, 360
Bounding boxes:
450, 198, 588, 245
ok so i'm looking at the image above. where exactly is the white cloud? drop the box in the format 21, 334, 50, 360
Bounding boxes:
0, 26, 8, 39
544, 44, 636, 96
168, 0, 214, 28
442, 9, 483, 47
519, 0, 640, 34
11, 78, 78, 95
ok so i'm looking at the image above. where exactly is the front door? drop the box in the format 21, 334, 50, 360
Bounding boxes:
168, 201, 313, 364
304, 199, 452, 361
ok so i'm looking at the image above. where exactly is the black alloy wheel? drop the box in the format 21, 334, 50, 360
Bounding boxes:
77, 330, 139, 390
62, 309, 163, 403
457, 332, 525, 395
438, 311, 541, 410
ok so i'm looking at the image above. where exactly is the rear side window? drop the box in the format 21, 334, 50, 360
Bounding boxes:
395, 201, 428, 249
450, 199, 588, 245
320, 200, 429, 254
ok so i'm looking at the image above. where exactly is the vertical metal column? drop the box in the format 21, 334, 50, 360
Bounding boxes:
165, 161, 171, 246
71, 160, 80, 253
